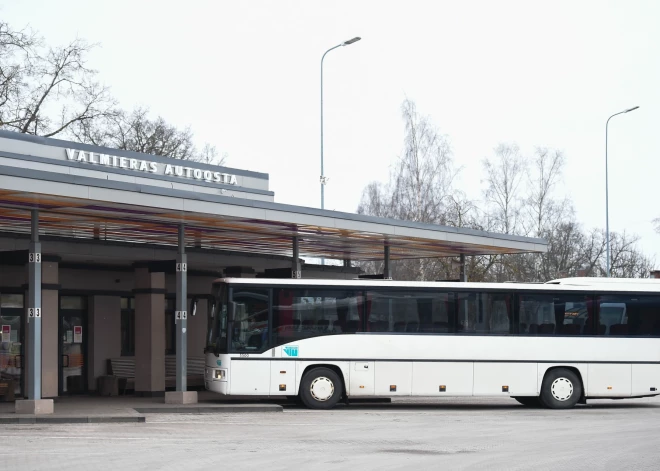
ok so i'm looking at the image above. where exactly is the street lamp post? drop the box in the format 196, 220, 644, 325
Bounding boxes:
320, 36, 361, 212
605, 105, 639, 277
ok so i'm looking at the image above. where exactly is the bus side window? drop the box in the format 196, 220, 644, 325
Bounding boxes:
519, 294, 593, 336
597, 296, 660, 337
457, 292, 511, 335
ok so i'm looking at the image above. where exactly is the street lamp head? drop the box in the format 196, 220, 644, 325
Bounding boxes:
342, 37, 361, 46
625, 106, 640, 113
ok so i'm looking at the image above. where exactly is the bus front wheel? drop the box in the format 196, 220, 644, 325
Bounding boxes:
300, 367, 342, 410
540, 368, 582, 409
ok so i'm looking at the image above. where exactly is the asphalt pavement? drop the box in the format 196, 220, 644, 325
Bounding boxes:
2, 395, 659, 470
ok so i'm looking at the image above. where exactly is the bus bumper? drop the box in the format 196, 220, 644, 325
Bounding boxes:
205, 367, 229, 394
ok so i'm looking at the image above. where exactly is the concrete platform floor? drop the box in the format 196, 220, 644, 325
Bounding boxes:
1, 395, 659, 470
0, 391, 284, 423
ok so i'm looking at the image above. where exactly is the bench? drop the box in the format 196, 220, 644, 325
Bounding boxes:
107, 356, 205, 394
165, 356, 205, 388
107, 358, 136, 394
0, 377, 16, 402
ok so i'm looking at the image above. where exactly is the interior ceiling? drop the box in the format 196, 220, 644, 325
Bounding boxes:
0, 189, 534, 262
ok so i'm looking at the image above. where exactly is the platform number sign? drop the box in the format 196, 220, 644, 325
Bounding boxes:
29, 252, 41, 263
175, 311, 187, 320
176, 263, 187, 272
28, 308, 41, 318
291, 270, 301, 279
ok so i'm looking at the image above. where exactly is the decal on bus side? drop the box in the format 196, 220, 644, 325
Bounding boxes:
283, 346, 299, 357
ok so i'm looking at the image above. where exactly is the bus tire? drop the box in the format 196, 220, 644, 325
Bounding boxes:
513, 396, 541, 407
540, 368, 582, 409
300, 367, 342, 410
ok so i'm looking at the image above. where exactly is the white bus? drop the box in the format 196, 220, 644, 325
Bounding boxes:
204, 277, 660, 409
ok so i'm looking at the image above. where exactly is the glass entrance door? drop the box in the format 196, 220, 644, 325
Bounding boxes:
0, 294, 24, 397
59, 296, 88, 395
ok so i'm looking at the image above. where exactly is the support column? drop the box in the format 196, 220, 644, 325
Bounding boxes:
165, 225, 197, 404
88, 296, 121, 391
459, 254, 467, 282
40, 261, 59, 398
176, 225, 187, 392
134, 268, 166, 396
292, 236, 301, 279
383, 244, 391, 280
16, 210, 53, 414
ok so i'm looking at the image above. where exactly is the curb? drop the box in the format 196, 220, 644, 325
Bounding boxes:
0, 416, 145, 424
135, 404, 283, 414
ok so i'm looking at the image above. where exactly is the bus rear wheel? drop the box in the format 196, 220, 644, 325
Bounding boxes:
540, 368, 582, 409
300, 367, 342, 410
513, 396, 541, 407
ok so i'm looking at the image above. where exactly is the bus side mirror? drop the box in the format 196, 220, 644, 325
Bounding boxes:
190, 298, 198, 316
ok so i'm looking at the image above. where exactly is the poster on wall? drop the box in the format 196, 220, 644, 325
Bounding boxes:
74, 326, 82, 343
1, 325, 9, 342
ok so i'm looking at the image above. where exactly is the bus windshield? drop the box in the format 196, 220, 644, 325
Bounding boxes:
206, 283, 229, 354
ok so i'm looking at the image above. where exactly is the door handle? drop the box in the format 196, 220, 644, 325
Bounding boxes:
62, 355, 70, 367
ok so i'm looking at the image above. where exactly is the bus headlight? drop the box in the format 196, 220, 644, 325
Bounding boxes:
214, 369, 227, 380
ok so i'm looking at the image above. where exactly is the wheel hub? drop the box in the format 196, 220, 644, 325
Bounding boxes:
310, 376, 334, 402
551, 377, 574, 401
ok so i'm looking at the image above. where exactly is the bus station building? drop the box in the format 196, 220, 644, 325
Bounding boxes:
0, 130, 546, 412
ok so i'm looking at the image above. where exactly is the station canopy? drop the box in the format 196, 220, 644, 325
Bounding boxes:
0, 131, 546, 262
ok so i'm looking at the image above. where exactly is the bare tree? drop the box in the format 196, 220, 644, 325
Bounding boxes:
538, 220, 591, 280
356, 102, 654, 282
197, 143, 226, 166
603, 231, 654, 278
1, 22, 37, 122
71, 107, 225, 164
357, 181, 392, 219
357, 99, 460, 281
1, 21, 224, 164
0, 22, 115, 137
445, 191, 479, 229
391, 99, 457, 225
514, 147, 571, 281
479, 144, 526, 281
482, 143, 526, 235
524, 147, 567, 238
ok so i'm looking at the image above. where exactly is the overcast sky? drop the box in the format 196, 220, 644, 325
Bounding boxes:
4, 0, 659, 265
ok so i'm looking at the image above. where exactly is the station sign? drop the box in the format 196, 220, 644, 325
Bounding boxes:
65, 148, 238, 185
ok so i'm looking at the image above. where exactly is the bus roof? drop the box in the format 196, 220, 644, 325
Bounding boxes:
545, 277, 660, 286
212, 277, 660, 293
